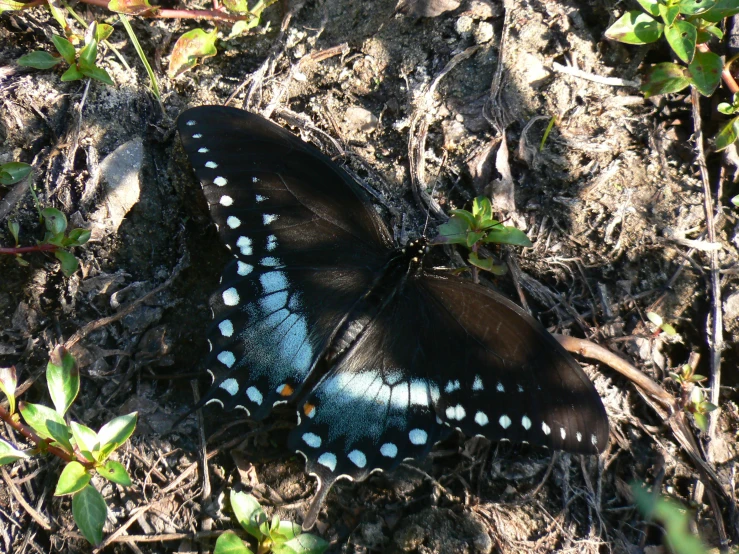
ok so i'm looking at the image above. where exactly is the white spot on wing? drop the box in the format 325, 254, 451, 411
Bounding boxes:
227, 216, 241, 229
266, 235, 277, 251
496, 382, 505, 392
198, 147, 209, 153
219, 378, 238, 396
317, 453, 337, 472
380, 443, 398, 457
263, 214, 279, 225
472, 375, 484, 391
186, 120, 196, 126
236, 236, 252, 256
220, 195, 233, 207
560, 428, 567, 440
237, 262, 253, 276
576, 432, 582, 442
205, 161, 218, 169
214, 176, 228, 187
302, 433, 321, 448
445, 380, 460, 393
445, 405, 466, 421
499, 415, 512, 429
591, 434, 598, 446
542, 422, 551, 435
217, 351, 236, 368
475, 411, 489, 426
256, 194, 267, 202
521, 415, 532, 430
219, 320, 234, 337
222, 288, 239, 306
246, 386, 263, 405
348, 450, 367, 468
409, 429, 427, 445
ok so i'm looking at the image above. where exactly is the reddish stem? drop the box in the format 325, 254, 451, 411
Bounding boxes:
41, 0, 256, 23
0, 244, 57, 255
0, 404, 95, 467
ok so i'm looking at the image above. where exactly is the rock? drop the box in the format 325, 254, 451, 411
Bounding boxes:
455, 15, 474, 37
474, 21, 494, 43
343, 107, 379, 135
521, 52, 550, 88
466, 0, 502, 19
86, 138, 144, 240
395, 0, 460, 18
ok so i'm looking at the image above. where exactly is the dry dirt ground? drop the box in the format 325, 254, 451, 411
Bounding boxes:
1, 0, 739, 552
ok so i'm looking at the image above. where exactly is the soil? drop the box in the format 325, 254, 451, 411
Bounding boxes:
1, 0, 739, 552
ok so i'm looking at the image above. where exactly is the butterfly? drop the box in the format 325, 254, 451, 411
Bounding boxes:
177, 106, 609, 529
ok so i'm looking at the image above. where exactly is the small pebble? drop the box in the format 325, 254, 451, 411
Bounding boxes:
474, 21, 494, 44
455, 15, 474, 36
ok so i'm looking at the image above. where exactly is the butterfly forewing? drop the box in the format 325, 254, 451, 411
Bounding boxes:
178, 107, 394, 418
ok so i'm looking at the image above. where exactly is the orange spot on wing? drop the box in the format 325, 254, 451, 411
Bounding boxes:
279, 384, 294, 397
303, 403, 316, 417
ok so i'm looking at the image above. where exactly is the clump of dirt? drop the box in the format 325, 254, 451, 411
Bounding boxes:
1, 0, 738, 552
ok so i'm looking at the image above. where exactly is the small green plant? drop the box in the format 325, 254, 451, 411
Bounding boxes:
1, 206, 91, 276
646, 311, 678, 336
0, 346, 138, 545
631, 482, 711, 554
668, 363, 717, 432
214, 490, 328, 554
0, 161, 33, 185
18, 22, 114, 85
604, 0, 739, 150
433, 196, 532, 276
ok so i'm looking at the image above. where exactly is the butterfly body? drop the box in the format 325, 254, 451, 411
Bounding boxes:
178, 106, 609, 528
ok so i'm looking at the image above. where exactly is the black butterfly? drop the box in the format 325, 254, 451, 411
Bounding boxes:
177, 106, 609, 528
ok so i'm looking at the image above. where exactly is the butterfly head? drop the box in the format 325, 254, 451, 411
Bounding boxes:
402, 237, 430, 272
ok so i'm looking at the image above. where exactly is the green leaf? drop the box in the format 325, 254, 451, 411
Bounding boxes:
55, 250, 79, 277
0, 0, 26, 12
99, 460, 132, 486
636, 0, 660, 17
484, 226, 533, 247
229, 17, 261, 38
0, 366, 17, 415
0, 438, 30, 465
41, 207, 67, 235
715, 116, 739, 151
17, 51, 62, 70
664, 20, 696, 63
70, 421, 99, 454
230, 491, 268, 541
641, 62, 690, 98
701, 25, 723, 41
604, 11, 664, 44
687, 50, 722, 96
435, 216, 471, 245
66, 228, 92, 246
107, 0, 157, 15
214, 531, 253, 554
270, 519, 301, 543
20, 402, 72, 451
0, 162, 32, 185
61, 65, 85, 82
72, 485, 107, 546
47, 0, 69, 33
693, 411, 708, 432
47, 345, 79, 416
97, 413, 137, 461
51, 35, 76, 65
700, 0, 739, 22
466, 230, 484, 248
80, 65, 115, 86
679, 0, 717, 15
717, 102, 736, 115
272, 533, 330, 554
731, 194, 738, 207
471, 196, 492, 220
168, 28, 218, 77
222, 0, 248, 11
96, 24, 114, 42
701, 401, 718, 412
658, 3, 680, 25
55, 461, 92, 495
8, 220, 20, 244
632, 483, 710, 554
468, 251, 507, 275
646, 311, 663, 326
78, 39, 98, 70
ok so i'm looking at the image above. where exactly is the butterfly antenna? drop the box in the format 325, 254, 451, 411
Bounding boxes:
422, 150, 447, 238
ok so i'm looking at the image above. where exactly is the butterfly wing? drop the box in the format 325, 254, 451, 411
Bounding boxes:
178, 106, 394, 418
289, 271, 609, 489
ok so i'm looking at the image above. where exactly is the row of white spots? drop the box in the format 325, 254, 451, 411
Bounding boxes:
445, 405, 466, 421
237, 236, 252, 256
312, 428, 428, 474
444, 375, 484, 394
